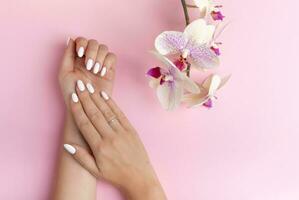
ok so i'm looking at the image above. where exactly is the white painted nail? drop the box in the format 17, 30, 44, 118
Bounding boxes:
64, 144, 76, 155
71, 93, 79, 103
86, 59, 94, 70
78, 47, 84, 58
86, 83, 95, 94
100, 67, 107, 77
77, 80, 85, 91
93, 62, 101, 74
66, 37, 71, 46
100, 91, 109, 100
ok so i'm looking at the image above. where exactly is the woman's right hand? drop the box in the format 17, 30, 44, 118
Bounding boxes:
63, 80, 167, 200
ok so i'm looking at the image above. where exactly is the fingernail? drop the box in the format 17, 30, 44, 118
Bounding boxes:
86, 59, 94, 70
77, 80, 85, 91
63, 144, 76, 155
71, 92, 79, 103
78, 47, 84, 58
86, 83, 95, 94
100, 67, 107, 77
100, 91, 109, 100
93, 62, 101, 74
66, 37, 71, 46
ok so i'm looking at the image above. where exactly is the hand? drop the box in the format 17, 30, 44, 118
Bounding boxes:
63, 81, 167, 200
58, 37, 116, 146
59, 37, 116, 108
53, 37, 117, 200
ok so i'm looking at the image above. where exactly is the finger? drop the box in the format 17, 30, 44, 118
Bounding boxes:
63, 144, 101, 179
89, 91, 124, 132
60, 38, 75, 77
75, 37, 88, 58
75, 80, 115, 138
93, 44, 108, 75
100, 52, 117, 79
85, 39, 99, 71
99, 91, 134, 131
71, 92, 101, 150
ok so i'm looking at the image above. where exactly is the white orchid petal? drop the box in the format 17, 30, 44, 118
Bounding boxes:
155, 31, 188, 55
218, 74, 231, 89
156, 82, 183, 111
184, 19, 215, 44
208, 74, 221, 96
182, 75, 200, 93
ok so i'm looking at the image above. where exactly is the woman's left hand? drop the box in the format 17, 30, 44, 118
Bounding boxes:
64, 81, 167, 200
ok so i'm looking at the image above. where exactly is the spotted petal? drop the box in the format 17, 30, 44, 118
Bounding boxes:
155, 31, 188, 55
188, 44, 219, 69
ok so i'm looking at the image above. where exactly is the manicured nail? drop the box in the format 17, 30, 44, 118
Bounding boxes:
71, 93, 79, 103
78, 47, 84, 58
93, 62, 101, 74
100, 67, 107, 77
77, 80, 85, 91
63, 144, 76, 155
66, 37, 71, 46
86, 59, 94, 70
100, 91, 109, 100
86, 83, 95, 94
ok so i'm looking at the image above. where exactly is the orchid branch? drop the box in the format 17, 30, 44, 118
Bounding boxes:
186, 4, 198, 8
181, 0, 192, 77
181, 0, 190, 26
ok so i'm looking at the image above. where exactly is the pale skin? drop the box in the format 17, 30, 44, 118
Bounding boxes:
52, 37, 167, 200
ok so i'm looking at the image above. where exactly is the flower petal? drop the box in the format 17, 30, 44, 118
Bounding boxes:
156, 82, 183, 110
193, 0, 212, 17
189, 44, 220, 69
147, 67, 162, 78
182, 92, 208, 107
155, 31, 188, 55
184, 19, 215, 44
182, 75, 200, 93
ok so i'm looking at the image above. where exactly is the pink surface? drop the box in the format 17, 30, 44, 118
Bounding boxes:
1, 0, 299, 199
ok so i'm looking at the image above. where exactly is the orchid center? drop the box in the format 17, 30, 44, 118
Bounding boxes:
181, 49, 190, 59
164, 75, 174, 82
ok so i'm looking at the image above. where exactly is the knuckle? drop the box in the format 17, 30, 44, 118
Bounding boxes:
103, 110, 115, 120
75, 37, 87, 44
98, 44, 108, 52
105, 53, 117, 64
88, 39, 98, 45
90, 110, 101, 121
78, 119, 90, 130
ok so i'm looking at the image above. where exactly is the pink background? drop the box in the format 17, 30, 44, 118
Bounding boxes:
1, 0, 299, 199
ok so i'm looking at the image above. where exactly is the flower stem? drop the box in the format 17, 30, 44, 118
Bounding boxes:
181, 0, 191, 77
181, 0, 190, 26
186, 4, 198, 8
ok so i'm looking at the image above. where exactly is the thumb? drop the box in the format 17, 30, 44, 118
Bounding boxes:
63, 144, 101, 179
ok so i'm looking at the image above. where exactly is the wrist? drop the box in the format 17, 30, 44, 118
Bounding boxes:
123, 177, 166, 200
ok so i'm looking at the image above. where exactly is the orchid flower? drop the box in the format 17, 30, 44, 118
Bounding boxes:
182, 74, 230, 108
147, 52, 200, 110
155, 19, 219, 71
193, 0, 225, 21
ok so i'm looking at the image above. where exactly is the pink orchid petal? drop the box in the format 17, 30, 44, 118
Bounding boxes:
147, 67, 161, 78
203, 98, 213, 108
211, 11, 225, 21
211, 46, 221, 56
173, 59, 185, 71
